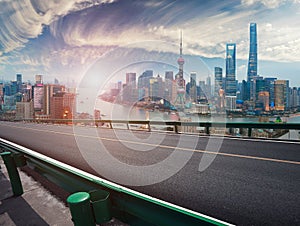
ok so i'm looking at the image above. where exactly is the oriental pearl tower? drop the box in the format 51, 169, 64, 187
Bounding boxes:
174, 31, 186, 108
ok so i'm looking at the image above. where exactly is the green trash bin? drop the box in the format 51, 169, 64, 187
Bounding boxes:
67, 192, 95, 226
89, 190, 112, 224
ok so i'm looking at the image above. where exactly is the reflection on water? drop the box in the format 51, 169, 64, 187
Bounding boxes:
94, 100, 300, 123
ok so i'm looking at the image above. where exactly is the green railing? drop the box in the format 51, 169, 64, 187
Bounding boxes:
17, 118, 300, 137
0, 137, 233, 226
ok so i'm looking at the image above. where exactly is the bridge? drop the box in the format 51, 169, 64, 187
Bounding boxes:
0, 120, 300, 225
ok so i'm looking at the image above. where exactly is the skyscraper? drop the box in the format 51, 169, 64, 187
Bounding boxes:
164, 71, 173, 101
240, 80, 248, 101
264, 77, 277, 109
251, 76, 264, 103
137, 70, 153, 100
43, 84, 65, 115
165, 71, 174, 81
149, 75, 163, 99
257, 91, 270, 111
16, 74, 22, 93
290, 87, 298, 109
206, 76, 212, 100
126, 73, 136, 88
190, 72, 197, 102
33, 85, 44, 111
125, 72, 137, 103
247, 23, 258, 83
138, 70, 153, 90
214, 67, 222, 97
274, 80, 289, 111
16, 74, 22, 84
35, 75, 43, 85
225, 43, 236, 96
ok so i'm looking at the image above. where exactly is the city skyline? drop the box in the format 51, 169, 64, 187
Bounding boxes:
0, 0, 300, 86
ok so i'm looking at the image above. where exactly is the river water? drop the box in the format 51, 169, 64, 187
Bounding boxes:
87, 99, 300, 123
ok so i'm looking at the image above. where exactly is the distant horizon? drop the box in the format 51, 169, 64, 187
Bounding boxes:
1, 53, 299, 88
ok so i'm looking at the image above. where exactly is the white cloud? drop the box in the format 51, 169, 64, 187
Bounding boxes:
241, 0, 300, 8
0, 0, 117, 53
241, 0, 285, 8
0, 55, 9, 64
1, 0, 300, 86
258, 0, 283, 8
44, 0, 300, 64
50, 46, 111, 67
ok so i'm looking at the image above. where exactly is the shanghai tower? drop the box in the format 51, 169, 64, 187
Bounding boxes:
247, 23, 258, 82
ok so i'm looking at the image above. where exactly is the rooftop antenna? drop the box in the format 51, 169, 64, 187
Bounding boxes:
180, 30, 183, 57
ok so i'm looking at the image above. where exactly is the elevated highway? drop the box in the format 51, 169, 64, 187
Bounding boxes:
0, 121, 299, 225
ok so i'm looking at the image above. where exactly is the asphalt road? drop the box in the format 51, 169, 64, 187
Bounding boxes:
0, 121, 299, 225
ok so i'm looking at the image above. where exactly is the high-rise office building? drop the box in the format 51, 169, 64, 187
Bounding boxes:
274, 80, 289, 111
290, 87, 298, 109
50, 92, 76, 119
117, 81, 122, 90
35, 75, 43, 85
225, 43, 236, 96
165, 71, 174, 81
50, 93, 64, 119
16, 74, 22, 84
63, 93, 76, 118
126, 73, 136, 88
240, 80, 248, 101
249, 75, 264, 102
264, 78, 277, 109
138, 70, 153, 91
164, 71, 174, 101
253, 76, 264, 103
33, 85, 44, 111
247, 23, 258, 83
10, 81, 18, 95
149, 76, 162, 99
257, 91, 270, 111
124, 72, 137, 103
214, 67, 222, 97
16, 101, 34, 119
225, 96, 236, 110
206, 76, 212, 100
54, 78, 59, 84
198, 80, 207, 101
0, 83, 4, 98
43, 84, 65, 115
137, 70, 152, 100
16, 74, 22, 92
4, 84, 11, 96
189, 72, 197, 102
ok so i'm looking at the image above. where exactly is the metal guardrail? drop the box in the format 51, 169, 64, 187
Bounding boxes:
0, 137, 233, 226
17, 119, 300, 137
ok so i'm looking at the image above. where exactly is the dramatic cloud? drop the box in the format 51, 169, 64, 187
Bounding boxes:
43, 0, 300, 62
0, 0, 299, 85
0, 0, 116, 53
241, 0, 286, 8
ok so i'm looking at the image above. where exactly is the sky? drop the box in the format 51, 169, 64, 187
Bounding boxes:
0, 0, 300, 87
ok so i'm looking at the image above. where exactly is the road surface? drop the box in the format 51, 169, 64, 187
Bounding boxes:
0, 121, 299, 225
